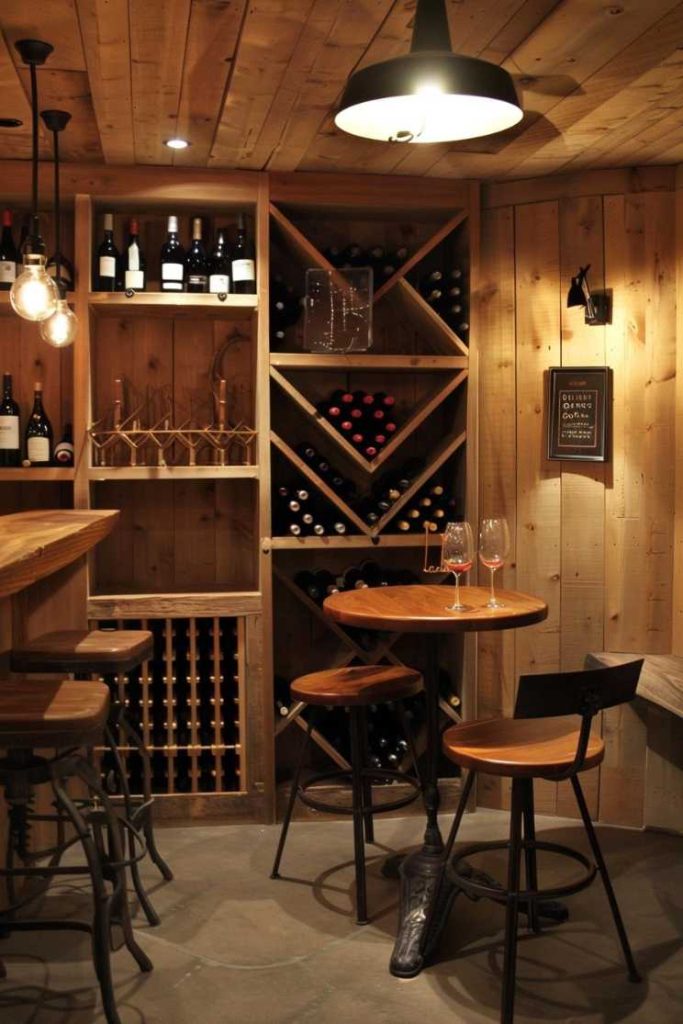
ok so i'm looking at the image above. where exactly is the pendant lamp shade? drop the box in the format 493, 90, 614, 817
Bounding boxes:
335, 0, 522, 144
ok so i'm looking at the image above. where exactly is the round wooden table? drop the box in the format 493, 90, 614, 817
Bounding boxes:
324, 583, 548, 977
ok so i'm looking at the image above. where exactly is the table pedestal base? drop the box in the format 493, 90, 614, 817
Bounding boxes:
386, 853, 570, 978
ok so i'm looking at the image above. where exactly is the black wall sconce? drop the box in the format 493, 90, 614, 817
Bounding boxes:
567, 265, 611, 326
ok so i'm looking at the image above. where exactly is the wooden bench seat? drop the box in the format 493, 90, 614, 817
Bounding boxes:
0, 679, 110, 748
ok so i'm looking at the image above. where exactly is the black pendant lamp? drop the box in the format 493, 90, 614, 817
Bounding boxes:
335, 0, 523, 144
39, 110, 77, 347
10, 39, 59, 322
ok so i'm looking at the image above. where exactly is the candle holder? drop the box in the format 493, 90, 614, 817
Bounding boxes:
421, 523, 447, 575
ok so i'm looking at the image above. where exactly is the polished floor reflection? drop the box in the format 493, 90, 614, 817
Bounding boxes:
1, 809, 681, 1023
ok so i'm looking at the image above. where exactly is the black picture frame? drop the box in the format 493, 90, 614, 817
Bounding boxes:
547, 366, 612, 462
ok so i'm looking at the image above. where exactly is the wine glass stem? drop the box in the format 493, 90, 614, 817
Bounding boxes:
489, 566, 496, 603
454, 572, 460, 607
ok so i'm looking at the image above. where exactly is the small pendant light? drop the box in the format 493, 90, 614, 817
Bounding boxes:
335, 0, 523, 144
39, 110, 77, 348
10, 40, 59, 322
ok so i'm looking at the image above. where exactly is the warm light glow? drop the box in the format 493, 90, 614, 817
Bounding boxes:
40, 298, 77, 347
335, 92, 523, 144
10, 255, 59, 321
164, 137, 190, 150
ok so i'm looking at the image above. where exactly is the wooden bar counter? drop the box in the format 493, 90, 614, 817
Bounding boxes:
0, 509, 119, 894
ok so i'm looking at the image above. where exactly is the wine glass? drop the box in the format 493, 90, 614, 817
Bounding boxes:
442, 521, 474, 612
479, 517, 510, 609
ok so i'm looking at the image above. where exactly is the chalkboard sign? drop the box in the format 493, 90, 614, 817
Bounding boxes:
547, 367, 611, 462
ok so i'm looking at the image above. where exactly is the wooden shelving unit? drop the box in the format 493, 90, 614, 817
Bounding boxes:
0, 167, 478, 823
267, 179, 479, 789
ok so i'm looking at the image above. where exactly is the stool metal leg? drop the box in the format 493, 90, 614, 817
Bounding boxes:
571, 775, 641, 983
521, 779, 540, 934
349, 708, 368, 925
105, 723, 160, 927
501, 777, 524, 1024
270, 711, 315, 880
359, 707, 374, 845
117, 710, 173, 882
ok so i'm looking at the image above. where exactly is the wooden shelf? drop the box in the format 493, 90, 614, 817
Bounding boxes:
87, 591, 261, 618
386, 278, 469, 356
0, 468, 75, 482
270, 354, 468, 371
88, 292, 257, 317
267, 534, 433, 549
373, 208, 468, 303
87, 465, 259, 481
269, 203, 334, 273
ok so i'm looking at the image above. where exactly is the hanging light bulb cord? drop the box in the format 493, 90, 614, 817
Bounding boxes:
29, 61, 40, 249
52, 126, 63, 297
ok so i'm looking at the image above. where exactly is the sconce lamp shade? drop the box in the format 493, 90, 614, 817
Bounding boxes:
567, 272, 588, 308
334, 0, 522, 144
335, 53, 523, 144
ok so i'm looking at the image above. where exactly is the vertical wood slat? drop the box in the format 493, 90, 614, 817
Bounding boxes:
165, 618, 174, 793
477, 203, 517, 811
189, 617, 198, 793
141, 616, 150, 752
514, 200, 562, 816
674, 183, 683, 655
556, 194, 607, 819
237, 617, 248, 791
212, 615, 222, 789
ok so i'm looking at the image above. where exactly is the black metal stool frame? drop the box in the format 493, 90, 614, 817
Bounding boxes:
435, 659, 644, 1024
0, 749, 153, 1024
271, 702, 423, 925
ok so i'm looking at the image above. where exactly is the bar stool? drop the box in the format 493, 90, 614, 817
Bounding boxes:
271, 664, 424, 924
11, 629, 173, 926
439, 659, 644, 1024
0, 678, 153, 1024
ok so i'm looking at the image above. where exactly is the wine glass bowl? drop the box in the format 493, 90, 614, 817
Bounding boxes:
442, 521, 474, 612
479, 517, 510, 609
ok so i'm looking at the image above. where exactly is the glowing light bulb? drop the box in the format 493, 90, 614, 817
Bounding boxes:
40, 297, 77, 348
10, 254, 58, 321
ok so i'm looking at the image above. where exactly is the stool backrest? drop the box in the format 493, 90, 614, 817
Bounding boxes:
514, 659, 643, 778
514, 660, 643, 720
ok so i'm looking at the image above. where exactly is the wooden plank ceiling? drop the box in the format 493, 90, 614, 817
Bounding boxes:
2, 1, 683, 180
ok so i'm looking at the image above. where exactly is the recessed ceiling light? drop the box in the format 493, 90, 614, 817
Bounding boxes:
164, 137, 190, 150
0, 118, 23, 128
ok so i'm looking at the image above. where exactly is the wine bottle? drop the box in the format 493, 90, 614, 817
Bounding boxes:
0, 210, 18, 290
96, 213, 119, 291
419, 270, 443, 300
0, 372, 20, 467
53, 423, 74, 466
25, 382, 53, 466
184, 217, 208, 293
209, 228, 230, 294
374, 391, 395, 409
340, 243, 363, 268
123, 217, 145, 291
160, 215, 185, 292
231, 214, 256, 294
323, 245, 342, 267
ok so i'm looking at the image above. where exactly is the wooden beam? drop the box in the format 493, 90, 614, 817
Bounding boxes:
75, 0, 134, 164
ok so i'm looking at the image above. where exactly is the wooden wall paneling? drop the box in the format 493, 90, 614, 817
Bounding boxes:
483, 167, 677, 211
75, 0, 134, 165
477, 204, 517, 810
173, 480, 218, 590
555, 194, 607, 819
675, 184, 683, 655
514, 200, 562, 815
128, 0, 192, 166
604, 193, 676, 654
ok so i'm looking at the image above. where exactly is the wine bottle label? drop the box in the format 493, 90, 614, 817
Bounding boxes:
124, 269, 144, 290
99, 255, 116, 278
0, 260, 16, 283
232, 259, 255, 283
0, 415, 19, 449
187, 274, 207, 288
161, 262, 184, 281
27, 437, 50, 462
209, 274, 230, 294
54, 441, 74, 464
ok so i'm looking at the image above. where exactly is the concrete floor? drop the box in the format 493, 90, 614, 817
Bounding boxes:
0, 809, 682, 1023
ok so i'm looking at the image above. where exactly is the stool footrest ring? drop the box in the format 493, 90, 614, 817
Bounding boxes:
298, 767, 421, 817
447, 839, 597, 904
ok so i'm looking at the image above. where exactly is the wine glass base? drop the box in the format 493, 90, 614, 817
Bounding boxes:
486, 599, 505, 610
446, 602, 468, 612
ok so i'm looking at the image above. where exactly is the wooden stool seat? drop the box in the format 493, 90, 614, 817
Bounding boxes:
0, 679, 110, 748
442, 716, 605, 778
11, 629, 154, 674
291, 665, 423, 707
